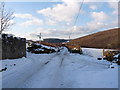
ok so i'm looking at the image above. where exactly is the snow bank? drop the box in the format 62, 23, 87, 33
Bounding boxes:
59, 47, 69, 55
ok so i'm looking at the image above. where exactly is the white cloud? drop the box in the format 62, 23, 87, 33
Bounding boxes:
108, 2, 118, 9
27, 10, 117, 40
82, 11, 117, 33
5, 0, 119, 2
8, 20, 15, 25
84, 0, 119, 2
46, 19, 57, 26
27, 18, 118, 40
26, 28, 57, 40
91, 11, 109, 22
112, 10, 118, 15
13, 13, 33, 19
14, 13, 43, 26
37, 1, 80, 23
89, 5, 97, 10
20, 18, 43, 26
18, 2, 118, 40
108, 2, 118, 15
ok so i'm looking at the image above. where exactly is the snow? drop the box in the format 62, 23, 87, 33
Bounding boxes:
1, 47, 118, 88
1, 34, 24, 41
7, 34, 13, 38
0, 35, 1, 39
34, 43, 58, 51
114, 53, 120, 58
82, 48, 118, 58
82, 48, 103, 58
35, 48, 44, 51
41, 44, 57, 50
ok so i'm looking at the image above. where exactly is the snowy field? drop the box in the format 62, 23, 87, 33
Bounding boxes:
0, 47, 118, 88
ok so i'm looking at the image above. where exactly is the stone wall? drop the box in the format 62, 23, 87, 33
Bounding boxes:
1, 34, 26, 60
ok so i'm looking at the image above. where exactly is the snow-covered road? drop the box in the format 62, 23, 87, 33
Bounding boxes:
1, 47, 118, 88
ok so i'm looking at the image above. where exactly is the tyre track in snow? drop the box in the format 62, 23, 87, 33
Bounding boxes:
17, 53, 63, 88
19, 53, 64, 88
48, 48, 70, 88
50, 53, 111, 88
3, 47, 112, 88
73, 55, 110, 69
2, 53, 59, 88
18, 48, 69, 88
3, 47, 69, 88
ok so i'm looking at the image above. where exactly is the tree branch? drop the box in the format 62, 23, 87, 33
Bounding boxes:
0, 2, 15, 34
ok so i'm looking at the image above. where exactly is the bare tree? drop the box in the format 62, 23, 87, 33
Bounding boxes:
0, 2, 15, 35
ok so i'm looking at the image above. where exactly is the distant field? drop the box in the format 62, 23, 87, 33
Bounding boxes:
67, 28, 120, 49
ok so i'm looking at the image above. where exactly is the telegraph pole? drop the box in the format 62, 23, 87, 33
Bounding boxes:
38, 33, 41, 43
69, 35, 70, 42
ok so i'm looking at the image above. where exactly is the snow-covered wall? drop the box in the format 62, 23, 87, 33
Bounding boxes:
82, 48, 119, 59
1, 34, 26, 60
82, 48, 103, 58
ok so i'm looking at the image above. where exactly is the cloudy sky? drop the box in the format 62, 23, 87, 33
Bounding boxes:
5, 0, 118, 40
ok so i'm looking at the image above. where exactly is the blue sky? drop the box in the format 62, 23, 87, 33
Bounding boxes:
4, 1, 118, 40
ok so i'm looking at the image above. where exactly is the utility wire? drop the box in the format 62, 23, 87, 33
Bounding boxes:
69, 0, 84, 40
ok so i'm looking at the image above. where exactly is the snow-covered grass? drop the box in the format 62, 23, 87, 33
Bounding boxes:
1, 47, 118, 88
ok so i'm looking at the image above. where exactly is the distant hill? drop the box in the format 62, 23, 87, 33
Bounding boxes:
66, 28, 120, 49
43, 38, 69, 44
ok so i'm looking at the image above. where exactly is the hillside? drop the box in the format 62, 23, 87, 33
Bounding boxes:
43, 38, 68, 44
67, 28, 120, 49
